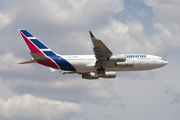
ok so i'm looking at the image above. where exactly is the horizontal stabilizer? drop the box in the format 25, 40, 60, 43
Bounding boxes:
19, 52, 51, 64
30, 52, 50, 61
19, 60, 37, 64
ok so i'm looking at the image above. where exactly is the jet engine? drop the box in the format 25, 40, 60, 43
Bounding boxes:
82, 73, 99, 79
82, 72, 116, 79
101, 71, 116, 78
108, 55, 126, 62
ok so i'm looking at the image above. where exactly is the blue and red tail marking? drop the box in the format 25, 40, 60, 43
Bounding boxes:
19, 29, 76, 71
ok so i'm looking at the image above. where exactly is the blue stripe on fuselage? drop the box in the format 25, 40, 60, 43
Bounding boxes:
46, 55, 76, 71
53, 56, 76, 71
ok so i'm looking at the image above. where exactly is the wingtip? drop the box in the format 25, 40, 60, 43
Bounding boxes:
89, 31, 96, 38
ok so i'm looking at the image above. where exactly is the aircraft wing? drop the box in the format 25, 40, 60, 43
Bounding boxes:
89, 31, 113, 67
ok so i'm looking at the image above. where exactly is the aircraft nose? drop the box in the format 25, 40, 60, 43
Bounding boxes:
164, 61, 168, 65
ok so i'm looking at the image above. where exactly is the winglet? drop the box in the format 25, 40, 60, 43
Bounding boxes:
89, 31, 97, 39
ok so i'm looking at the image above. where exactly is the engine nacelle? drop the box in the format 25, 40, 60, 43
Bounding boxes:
82, 73, 99, 80
108, 55, 126, 62
101, 71, 116, 78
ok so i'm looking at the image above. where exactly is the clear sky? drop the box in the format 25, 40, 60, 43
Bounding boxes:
0, 0, 180, 120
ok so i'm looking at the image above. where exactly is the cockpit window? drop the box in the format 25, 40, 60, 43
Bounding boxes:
161, 58, 166, 61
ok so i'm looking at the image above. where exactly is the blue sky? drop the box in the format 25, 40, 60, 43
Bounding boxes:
117, 0, 155, 36
0, 0, 180, 120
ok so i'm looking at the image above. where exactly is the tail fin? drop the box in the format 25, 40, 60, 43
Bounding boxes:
19, 29, 59, 69
18, 29, 57, 57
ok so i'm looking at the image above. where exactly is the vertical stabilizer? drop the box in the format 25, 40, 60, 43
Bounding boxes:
18, 29, 57, 57
18, 29, 59, 69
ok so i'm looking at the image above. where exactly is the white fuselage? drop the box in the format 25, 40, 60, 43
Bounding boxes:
19, 29, 168, 79
60, 54, 168, 72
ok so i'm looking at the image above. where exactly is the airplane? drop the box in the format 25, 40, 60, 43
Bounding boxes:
18, 29, 168, 79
